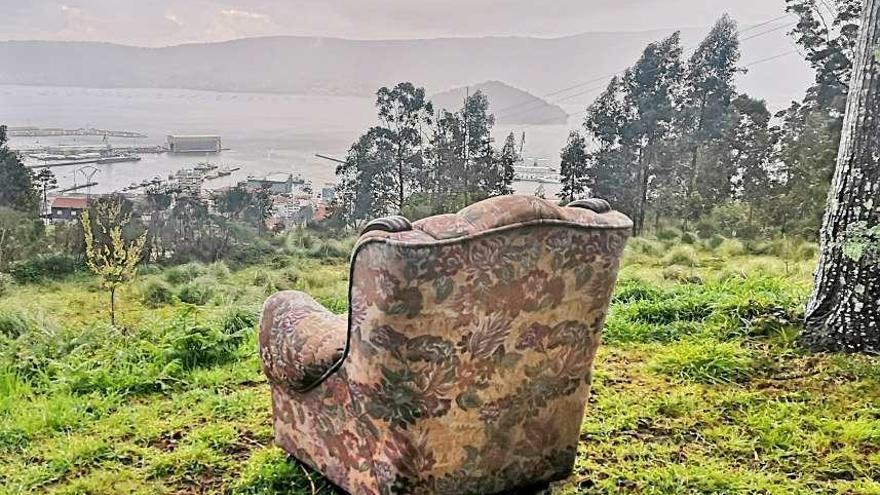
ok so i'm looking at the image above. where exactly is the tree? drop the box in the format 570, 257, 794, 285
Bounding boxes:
375, 83, 434, 212
214, 186, 273, 234
0, 125, 39, 215
770, 103, 840, 236
582, 32, 684, 234
494, 132, 518, 198
786, 0, 863, 113
680, 15, 742, 226
0, 207, 43, 270
35, 168, 58, 219
625, 32, 684, 234
333, 128, 396, 227
558, 131, 590, 203
584, 76, 640, 220
772, 0, 863, 237
424, 90, 504, 210
726, 95, 775, 233
81, 197, 147, 326
803, 0, 880, 353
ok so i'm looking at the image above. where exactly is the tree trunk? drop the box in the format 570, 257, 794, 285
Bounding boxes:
635, 139, 653, 236
110, 286, 117, 327
803, 1, 880, 353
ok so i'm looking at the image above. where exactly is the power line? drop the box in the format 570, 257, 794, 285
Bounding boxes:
740, 22, 796, 43
507, 50, 800, 130
492, 14, 798, 121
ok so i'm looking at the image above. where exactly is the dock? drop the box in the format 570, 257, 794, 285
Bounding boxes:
26, 155, 142, 169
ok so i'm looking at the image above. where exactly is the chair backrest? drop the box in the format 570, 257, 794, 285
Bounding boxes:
343, 195, 631, 491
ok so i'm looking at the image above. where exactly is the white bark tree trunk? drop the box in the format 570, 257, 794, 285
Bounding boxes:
804, 0, 880, 353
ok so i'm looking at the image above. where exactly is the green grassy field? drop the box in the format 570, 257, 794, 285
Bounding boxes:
1, 236, 879, 494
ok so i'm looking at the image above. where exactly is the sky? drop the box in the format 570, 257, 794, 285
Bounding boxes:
0, 0, 791, 46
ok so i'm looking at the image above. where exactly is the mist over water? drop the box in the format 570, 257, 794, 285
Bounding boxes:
2, 85, 567, 197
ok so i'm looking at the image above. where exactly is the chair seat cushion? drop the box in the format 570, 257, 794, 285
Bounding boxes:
259, 291, 347, 392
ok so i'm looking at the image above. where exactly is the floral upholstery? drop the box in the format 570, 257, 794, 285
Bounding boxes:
260, 195, 632, 495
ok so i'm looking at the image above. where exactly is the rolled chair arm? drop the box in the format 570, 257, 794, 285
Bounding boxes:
361, 215, 412, 235
259, 291, 347, 393
567, 198, 611, 214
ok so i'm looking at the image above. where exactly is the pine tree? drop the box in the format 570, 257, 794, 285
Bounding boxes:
558, 131, 589, 204
494, 132, 518, 197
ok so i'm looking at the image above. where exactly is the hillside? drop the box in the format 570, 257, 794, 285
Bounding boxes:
431, 81, 568, 125
0, 26, 813, 111
1, 234, 879, 493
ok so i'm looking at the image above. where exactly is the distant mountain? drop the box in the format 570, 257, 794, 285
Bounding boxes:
0, 27, 813, 113
431, 81, 567, 125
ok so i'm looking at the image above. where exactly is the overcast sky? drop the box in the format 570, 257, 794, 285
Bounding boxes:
1, 0, 790, 46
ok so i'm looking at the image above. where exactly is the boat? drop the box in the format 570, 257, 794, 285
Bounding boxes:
513, 161, 561, 184
204, 166, 241, 180
194, 162, 218, 172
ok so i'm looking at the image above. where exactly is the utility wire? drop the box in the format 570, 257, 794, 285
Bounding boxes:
514, 50, 800, 128
491, 14, 797, 120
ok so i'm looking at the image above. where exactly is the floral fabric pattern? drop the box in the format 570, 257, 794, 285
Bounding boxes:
260, 195, 632, 495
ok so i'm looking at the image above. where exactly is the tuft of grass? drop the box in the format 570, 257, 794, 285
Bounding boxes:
0, 309, 33, 339
661, 245, 700, 267
715, 238, 746, 258
0, 273, 13, 297
177, 281, 215, 306
164, 263, 206, 286
649, 339, 755, 384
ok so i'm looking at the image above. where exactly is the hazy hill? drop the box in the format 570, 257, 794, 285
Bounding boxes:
0, 26, 813, 114
431, 81, 568, 125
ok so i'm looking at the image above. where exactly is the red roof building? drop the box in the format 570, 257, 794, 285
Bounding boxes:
50, 196, 89, 222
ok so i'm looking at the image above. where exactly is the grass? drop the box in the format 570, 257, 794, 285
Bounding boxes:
1, 237, 879, 494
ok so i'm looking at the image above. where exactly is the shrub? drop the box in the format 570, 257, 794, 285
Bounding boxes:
706, 234, 726, 250
8, 254, 82, 283
661, 245, 699, 267
0, 273, 13, 297
166, 325, 239, 370
221, 307, 259, 337
0, 309, 33, 339
140, 280, 174, 308
164, 263, 205, 285
681, 232, 698, 245
613, 280, 664, 304
656, 228, 680, 241
228, 240, 278, 268
715, 239, 746, 258
307, 240, 349, 260
251, 270, 274, 287
627, 238, 664, 257
208, 262, 231, 281
769, 238, 819, 262
649, 339, 755, 384
273, 269, 300, 291
177, 282, 215, 305
661, 265, 690, 283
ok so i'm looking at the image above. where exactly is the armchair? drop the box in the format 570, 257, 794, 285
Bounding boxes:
260, 195, 632, 494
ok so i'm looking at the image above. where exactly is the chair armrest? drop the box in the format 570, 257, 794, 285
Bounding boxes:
259, 291, 347, 393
